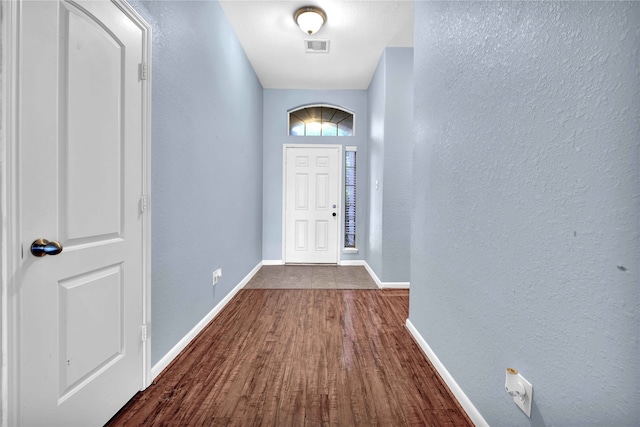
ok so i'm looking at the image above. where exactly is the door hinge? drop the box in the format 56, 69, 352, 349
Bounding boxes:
140, 195, 149, 213
141, 324, 149, 342
139, 62, 148, 81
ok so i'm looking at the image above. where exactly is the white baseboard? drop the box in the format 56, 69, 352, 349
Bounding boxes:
262, 259, 284, 266
362, 262, 383, 288
151, 261, 263, 380
405, 319, 489, 427
338, 259, 366, 266
344, 261, 410, 289
380, 282, 410, 289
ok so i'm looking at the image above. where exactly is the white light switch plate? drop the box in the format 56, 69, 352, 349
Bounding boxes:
213, 268, 222, 285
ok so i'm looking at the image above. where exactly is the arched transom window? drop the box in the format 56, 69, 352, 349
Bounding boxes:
289, 105, 354, 136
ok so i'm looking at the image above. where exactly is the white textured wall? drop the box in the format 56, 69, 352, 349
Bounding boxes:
410, 2, 639, 426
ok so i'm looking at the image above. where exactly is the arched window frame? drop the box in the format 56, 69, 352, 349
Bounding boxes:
288, 104, 355, 137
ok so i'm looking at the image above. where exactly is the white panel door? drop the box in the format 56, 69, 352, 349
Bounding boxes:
17, 1, 146, 425
284, 146, 341, 263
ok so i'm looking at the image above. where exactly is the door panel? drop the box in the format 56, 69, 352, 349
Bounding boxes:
285, 146, 340, 263
316, 174, 329, 209
295, 173, 309, 210
63, 1, 124, 243
58, 263, 123, 399
315, 221, 328, 250
295, 221, 308, 250
18, 1, 146, 425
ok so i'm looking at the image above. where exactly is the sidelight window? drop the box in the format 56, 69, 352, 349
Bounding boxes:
344, 146, 357, 249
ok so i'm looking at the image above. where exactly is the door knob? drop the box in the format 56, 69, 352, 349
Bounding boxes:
332, 212, 337, 217
31, 239, 63, 257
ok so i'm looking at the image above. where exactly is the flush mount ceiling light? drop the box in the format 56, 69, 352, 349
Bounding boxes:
294, 6, 326, 35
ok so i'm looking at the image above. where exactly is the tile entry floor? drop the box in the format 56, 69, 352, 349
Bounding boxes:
244, 265, 378, 289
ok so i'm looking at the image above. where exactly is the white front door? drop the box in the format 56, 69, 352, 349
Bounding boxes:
284, 145, 341, 264
16, 1, 148, 425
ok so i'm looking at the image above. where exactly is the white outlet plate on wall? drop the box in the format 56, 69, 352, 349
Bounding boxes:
513, 375, 533, 417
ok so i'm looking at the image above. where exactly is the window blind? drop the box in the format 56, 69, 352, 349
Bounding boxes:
345, 149, 356, 248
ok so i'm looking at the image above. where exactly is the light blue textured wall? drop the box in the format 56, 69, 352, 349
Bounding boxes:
366, 51, 385, 277
367, 48, 413, 282
130, 1, 263, 365
262, 90, 368, 262
411, 2, 639, 426
381, 48, 412, 283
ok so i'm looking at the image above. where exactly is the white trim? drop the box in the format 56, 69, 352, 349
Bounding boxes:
405, 319, 489, 427
380, 282, 410, 289
113, 0, 153, 392
1, 1, 19, 424
262, 259, 284, 266
151, 262, 262, 380
361, 262, 410, 289
281, 145, 286, 263
338, 259, 366, 267
342, 247, 358, 254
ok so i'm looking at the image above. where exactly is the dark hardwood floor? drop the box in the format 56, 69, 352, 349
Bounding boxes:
107, 289, 473, 426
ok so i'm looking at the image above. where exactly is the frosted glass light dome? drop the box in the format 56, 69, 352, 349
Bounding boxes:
294, 7, 326, 35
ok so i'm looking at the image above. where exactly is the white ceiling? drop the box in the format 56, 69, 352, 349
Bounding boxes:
219, 0, 413, 90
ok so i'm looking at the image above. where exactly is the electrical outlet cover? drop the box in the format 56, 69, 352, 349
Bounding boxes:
513, 375, 533, 417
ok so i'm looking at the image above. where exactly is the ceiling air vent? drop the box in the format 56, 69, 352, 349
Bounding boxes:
305, 40, 330, 53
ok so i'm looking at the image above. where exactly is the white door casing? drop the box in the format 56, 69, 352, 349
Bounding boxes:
3, 1, 152, 425
284, 145, 341, 264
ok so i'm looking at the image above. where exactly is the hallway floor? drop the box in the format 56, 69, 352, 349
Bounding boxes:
107, 287, 472, 426
244, 265, 378, 289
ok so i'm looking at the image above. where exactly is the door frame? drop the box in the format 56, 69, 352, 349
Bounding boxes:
282, 144, 343, 264
0, 1, 152, 424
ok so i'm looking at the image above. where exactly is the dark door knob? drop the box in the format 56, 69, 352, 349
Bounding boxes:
31, 239, 63, 257
332, 212, 337, 217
